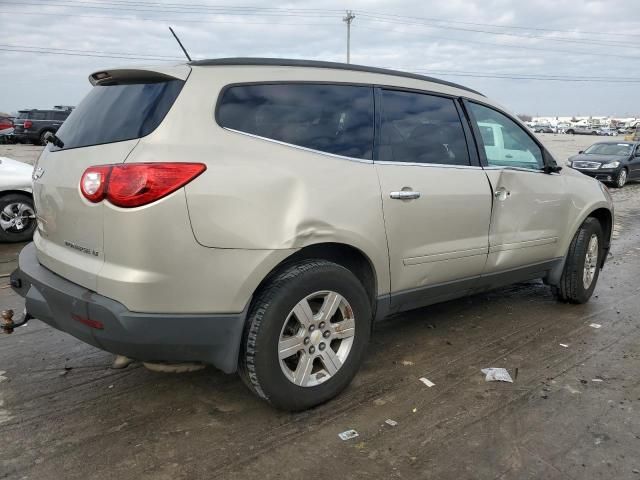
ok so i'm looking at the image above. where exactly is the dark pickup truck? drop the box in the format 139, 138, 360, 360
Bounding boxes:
12, 107, 73, 145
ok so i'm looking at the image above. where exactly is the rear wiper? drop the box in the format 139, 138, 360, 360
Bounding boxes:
45, 133, 64, 148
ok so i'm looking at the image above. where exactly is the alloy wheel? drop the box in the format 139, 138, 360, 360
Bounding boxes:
617, 169, 627, 188
0, 202, 35, 233
278, 290, 355, 387
583, 234, 599, 289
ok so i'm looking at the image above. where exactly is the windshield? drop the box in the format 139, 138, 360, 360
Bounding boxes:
53, 79, 183, 150
584, 143, 632, 156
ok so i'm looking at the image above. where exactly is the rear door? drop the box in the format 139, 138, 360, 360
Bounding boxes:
374, 89, 492, 312
32, 67, 189, 290
465, 101, 570, 274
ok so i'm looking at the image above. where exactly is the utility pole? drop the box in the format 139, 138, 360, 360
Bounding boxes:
343, 10, 355, 64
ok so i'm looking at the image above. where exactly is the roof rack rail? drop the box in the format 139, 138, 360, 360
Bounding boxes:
189, 57, 484, 96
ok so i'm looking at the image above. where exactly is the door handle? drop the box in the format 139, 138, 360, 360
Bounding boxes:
390, 190, 421, 200
494, 188, 511, 201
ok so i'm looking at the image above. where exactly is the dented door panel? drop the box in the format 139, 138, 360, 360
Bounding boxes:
483, 168, 570, 272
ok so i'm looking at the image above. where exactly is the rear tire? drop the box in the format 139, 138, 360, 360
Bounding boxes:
0, 193, 36, 243
39, 130, 53, 146
552, 217, 603, 304
238, 260, 372, 411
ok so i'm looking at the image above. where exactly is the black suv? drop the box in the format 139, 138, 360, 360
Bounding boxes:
12, 107, 73, 145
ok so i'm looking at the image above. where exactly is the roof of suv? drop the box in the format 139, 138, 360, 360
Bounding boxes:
189, 57, 484, 97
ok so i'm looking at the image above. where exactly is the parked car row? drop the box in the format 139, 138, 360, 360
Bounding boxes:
1, 107, 74, 145
529, 124, 635, 136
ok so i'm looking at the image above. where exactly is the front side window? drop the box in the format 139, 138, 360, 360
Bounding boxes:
378, 90, 470, 165
217, 84, 374, 160
468, 102, 544, 170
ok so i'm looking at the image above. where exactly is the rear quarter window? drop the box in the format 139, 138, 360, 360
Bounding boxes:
53, 79, 184, 150
217, 83, 374, 160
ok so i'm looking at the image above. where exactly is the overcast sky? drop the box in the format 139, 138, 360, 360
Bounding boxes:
1, 0, 639, 117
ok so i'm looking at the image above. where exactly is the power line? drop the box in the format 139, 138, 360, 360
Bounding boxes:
1, 44, 639, 84
357, 13, 635, 48
7, 0, 639, 42
0, 0, 342, 17
357, 9, 640, 40
0, 46, 182, 61
353, 23, 640, 61
0, 10, 339, 26
0, 43, 182, 59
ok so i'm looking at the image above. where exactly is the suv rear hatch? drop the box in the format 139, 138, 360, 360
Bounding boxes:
32, 65, 189, 291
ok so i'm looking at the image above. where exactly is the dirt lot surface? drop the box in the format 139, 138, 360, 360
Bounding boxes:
1, 139, 639, 479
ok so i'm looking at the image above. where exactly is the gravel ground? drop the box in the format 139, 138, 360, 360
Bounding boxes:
1, 140, 639, 480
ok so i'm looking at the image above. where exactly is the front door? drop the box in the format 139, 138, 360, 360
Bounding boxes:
466, 101, 571, 273
375, 89, 492, 312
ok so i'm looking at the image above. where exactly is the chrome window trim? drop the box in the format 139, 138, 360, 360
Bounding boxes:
222, 127, 375, 164
374, 160, 483, 170
483, 165, 546, 174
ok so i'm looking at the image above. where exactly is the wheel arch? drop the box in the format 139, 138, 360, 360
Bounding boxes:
0, 189, 33, 199
251, 242, 380, 322
547, 206, 613, 286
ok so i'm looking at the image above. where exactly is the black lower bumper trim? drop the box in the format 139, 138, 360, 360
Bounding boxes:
11, 243, 247, 374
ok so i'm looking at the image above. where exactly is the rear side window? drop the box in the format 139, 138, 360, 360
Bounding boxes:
31, 111, 46, 120
53, 80, 184, 150
51, 111, 69, 121
379, 90, 470, 165
217, 84, 374, 160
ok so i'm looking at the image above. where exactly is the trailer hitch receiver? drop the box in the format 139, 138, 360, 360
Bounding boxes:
1, 309, 31, 334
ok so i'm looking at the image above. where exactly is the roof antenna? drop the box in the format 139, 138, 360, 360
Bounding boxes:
169, 26, 192, 61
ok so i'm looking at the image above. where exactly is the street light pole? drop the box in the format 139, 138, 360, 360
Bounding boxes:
343, 10, 355, 64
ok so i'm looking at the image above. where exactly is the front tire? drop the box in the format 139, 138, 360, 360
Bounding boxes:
552, 217, 603, 304
0, 193, 36, 243
238, 260, 372, 411
613, 168, 627, 188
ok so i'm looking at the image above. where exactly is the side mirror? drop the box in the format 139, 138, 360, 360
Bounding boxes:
635, 150, 640, 157
578, 150, 584, 154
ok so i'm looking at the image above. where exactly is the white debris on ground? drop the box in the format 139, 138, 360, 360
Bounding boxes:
385, 419, 398, 427
589, 323, 602, 329
419, 377, 435, 387
481, 368, 514, 383
559, 343, 569, 348
338, 429, 359, 441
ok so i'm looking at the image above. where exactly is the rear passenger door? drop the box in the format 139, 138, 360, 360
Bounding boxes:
374, 89, 493, 311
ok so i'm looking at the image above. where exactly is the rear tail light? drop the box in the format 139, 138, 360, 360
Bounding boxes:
80, 163, 206, 208
23, 120, 33, 129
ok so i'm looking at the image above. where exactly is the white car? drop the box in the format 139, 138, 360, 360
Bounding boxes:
0, 157, 35, 242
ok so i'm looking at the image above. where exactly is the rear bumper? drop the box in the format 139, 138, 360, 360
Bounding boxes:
12, 132, 38, 142
11, 243, 247, 373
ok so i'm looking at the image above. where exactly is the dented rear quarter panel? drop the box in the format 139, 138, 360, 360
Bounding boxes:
128, 66, 399, 296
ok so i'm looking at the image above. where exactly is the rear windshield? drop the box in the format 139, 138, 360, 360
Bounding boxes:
53, 79, 184, 150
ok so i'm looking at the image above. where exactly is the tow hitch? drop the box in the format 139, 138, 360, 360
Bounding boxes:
1, 309, 31, 334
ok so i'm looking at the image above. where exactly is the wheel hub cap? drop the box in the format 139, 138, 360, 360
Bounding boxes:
0, 202, 35, 233
583, 234, 599, 289
278, 290, 355, 388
